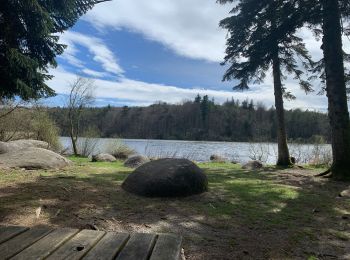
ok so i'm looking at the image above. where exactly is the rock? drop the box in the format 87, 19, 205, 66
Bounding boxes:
122, 158, 208, 197
242, 160, 264, 170
0, 139, 49, 154
339, 187, 350, 198
91, 153, 116, 162
341, 214, 350, 220
124, 155, 150, 168
210, 154, 227, 163
290, 157, 296, 164
0, 147, 72, 169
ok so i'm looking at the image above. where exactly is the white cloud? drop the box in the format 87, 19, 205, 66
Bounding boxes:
83, 0, 231, 62
59, 31, 124, 75
48, 67, 327, 111
81, 68, 108, 78
51, 1, 350, 111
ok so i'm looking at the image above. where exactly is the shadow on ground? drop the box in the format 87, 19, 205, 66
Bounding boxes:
0, 162, 349, 259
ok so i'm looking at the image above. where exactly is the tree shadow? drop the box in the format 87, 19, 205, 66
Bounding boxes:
0, 165, 349, 259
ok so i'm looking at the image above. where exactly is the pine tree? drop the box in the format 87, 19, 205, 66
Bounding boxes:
218, 0, 313, 166
317, 0, 350, 180
291, 0, 350, 180
0, 0, 109, 101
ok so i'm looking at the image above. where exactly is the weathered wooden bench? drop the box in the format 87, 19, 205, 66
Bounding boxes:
0, 226, 182, 260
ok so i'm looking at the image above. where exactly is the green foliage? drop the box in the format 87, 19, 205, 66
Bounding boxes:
48, 98, 330, 142
218, 0, 312, 93
0, 0, 107, 100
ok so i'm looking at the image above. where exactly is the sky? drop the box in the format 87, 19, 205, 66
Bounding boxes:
44, 0, 349, 111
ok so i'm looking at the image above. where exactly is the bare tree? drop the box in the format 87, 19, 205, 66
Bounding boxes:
65, 77, 95, 156
0, 99, 25, 120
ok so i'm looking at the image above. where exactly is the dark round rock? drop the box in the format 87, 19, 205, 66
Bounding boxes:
290, 157, 296, 164
122, 158, 208, 197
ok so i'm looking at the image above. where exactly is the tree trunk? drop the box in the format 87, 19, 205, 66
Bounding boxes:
321, 0, 350, 180
272, 50, 292, 166
69, 127, 78, 156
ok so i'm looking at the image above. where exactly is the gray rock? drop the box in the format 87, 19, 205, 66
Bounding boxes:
339, 187, 350, 198
124, 155, 150, 168
122, 158, 208, 197
91, 153, 116, 162
210, 154, 227, 163
242, 160, 264, 170
0, 139, 49, 154
0, 147, 72, 170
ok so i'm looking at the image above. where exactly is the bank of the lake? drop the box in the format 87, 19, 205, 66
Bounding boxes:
60, 137, 331, 164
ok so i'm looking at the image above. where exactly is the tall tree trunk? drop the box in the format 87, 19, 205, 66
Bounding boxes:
322, 0, 350, 180
272, 50, 292, 166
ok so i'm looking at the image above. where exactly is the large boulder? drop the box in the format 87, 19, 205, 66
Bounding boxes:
91, 153, 116, 162
122, 158, 208, 197
0, 147, 71, 170
124, 155, 150, 168
242, 160, 264, 170
0, 139, 49, 154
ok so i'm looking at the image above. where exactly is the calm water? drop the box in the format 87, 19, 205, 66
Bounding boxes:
59, 137, 331, 164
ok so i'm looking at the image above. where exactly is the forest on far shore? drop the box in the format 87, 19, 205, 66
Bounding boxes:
48, 95, 330, 143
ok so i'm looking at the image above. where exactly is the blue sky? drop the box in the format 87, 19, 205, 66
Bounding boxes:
45, 0, 341, 110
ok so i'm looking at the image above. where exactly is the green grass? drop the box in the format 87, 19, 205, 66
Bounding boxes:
0, 159, 349, 259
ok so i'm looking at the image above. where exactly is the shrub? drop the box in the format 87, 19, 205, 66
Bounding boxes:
77, 127, 100, 157
31, 108, 62, 151
106, 139, 135, 159
0, 105, 61, 151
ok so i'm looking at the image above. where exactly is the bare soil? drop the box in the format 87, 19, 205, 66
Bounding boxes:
0, 162, 349, 259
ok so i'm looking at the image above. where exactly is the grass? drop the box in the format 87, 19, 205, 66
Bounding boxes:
0, 158, 349, 259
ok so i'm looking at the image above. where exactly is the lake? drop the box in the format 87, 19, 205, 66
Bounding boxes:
59, 137, 331, 164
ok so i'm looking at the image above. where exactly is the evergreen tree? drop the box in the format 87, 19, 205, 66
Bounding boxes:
218, 0, 312, 166
307, 0, 350, 180
279, 0, 350, 179
194, 94, 202, 103
0, 0, 109, 101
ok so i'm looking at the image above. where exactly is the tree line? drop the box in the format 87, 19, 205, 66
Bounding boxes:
47, 95, 330, 143
1, 0, 350, 180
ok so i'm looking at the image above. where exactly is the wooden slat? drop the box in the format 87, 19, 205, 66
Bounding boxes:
45, 229, 105, 260
0, 227, 52, 259
116, 233, 157, 260
11, 228, 79, 260
83, 233, 129, 260
150, 234, 182, 260
0, 226, 28, 244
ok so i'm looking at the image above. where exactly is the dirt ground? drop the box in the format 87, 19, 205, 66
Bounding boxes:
0, 161, 349, 259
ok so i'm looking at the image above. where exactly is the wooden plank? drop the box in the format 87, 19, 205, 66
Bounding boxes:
0, 227, 52, 259
116, 233, 157, 260
45, 229, 105, 260
11, 228, 79, 260
150, 234, 182, 260
0, 226, 28, 244
83, 233, 129, 260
